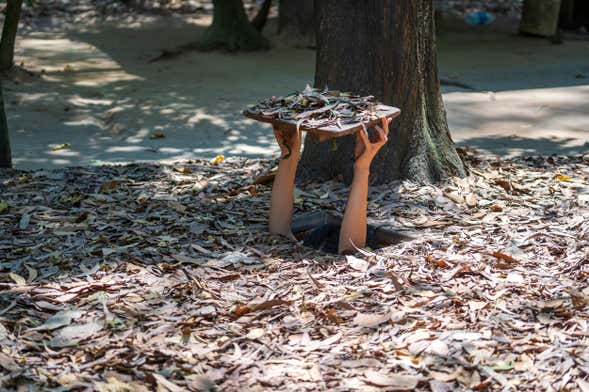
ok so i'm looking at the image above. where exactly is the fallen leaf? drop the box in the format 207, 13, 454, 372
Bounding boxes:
465, 193, 478, 208
425, 256, 453, 268
0, 200, 8, 214
8, 273, 26, 286
353, 312, 390, 328
555, 174, 571, 182
31, 309, 84, 331
364, 370, 421, 389
0, 352, 20, 372
210, 155, 225, 164
19, 212, 31, 230
49, 320, 103, 347
491, 251, 519, 264
494, 179, 514, 194
152, 373, 184, 392
426, 340, 449, 356
52, 143, 71, 151
246, 328, 265, 340
346, 255, 369, 272
150, 133, 165, 139
100, 180, 119, 193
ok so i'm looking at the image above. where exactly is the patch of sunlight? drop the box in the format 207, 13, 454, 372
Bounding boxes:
185, 15, 213, 27
105, 146, 151, 153
64, 117, 104, 128
14, 92, 58, 104
69, 96, 114, 107
51, 159, 72, 165
48, 149, 80, 157
192, 144, 277, 156
188, 109, 229, 128
125, 128, 150, 143
159, 147, 187, 154
18, 37, 142, 87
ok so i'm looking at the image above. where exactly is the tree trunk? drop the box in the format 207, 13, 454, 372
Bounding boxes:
252, 0, 272, 32
559, 0, 589, 30
520, 0, 562, 37
0, 0, 24, 71
196, 0, 269, 51
0, 80, 11, 168
299, 0, 466, 185
278, 0, 315, 48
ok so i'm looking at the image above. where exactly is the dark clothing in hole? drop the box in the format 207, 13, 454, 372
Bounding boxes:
293, 212, 411, 254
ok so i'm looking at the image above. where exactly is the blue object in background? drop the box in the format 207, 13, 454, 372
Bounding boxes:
465, 11, 496, 25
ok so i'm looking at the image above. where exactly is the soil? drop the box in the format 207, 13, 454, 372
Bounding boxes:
3, 10, 589, 169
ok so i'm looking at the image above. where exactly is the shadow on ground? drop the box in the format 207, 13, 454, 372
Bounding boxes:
5, 14, 589, 169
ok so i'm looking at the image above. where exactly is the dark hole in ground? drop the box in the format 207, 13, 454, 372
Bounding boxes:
292, 211, 412, 254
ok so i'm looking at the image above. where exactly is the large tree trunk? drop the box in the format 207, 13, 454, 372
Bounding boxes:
278, 0, 315, 48
0, 80, 11, 168
520, 0, 562, 37
0, 0, 24, 71
196, 0, 269, 51
299, 0, 465, 184
559, 0, 589, 30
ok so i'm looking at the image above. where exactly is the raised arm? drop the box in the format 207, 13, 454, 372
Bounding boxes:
268, 127, 302, 238
338, 117, 392, 254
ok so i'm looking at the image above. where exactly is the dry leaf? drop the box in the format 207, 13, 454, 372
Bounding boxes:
491, 251, 519, 264
8, 273, 26, 286
210, 155, 225, 164
353, 312, 390, 328
465, 193, 478, 208
52, 143, 71, 151
364, 370, 421, 389
152, 373, 184, 392
346, 255, 369, 272
246, 328, 265, 340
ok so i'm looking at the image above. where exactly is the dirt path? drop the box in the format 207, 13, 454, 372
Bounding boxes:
5, 14, 589, 169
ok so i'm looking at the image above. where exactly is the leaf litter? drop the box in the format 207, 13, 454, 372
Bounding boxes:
0, 153, 588, 391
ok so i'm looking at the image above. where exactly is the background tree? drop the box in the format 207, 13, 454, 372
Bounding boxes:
519, 0, 562, 37
196, 0, 269, 51
251, 0, 272, 32
277, 0, 315, 47
0, 0, 24, 71
300, 0, 466, 184
0, 80, 11, 168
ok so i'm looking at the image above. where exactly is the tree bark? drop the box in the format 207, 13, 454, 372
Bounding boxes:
299, 0, 465, 184
0, 80, 11, 168
520, 0, 562, 37
196, 0, 269, 51
252, 0, 272, 32
0, 0, 24, 71
278, 0, 315, 48
559, 0, 589, 30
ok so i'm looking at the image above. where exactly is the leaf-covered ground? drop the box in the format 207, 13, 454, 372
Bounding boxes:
1, 154, 588, 391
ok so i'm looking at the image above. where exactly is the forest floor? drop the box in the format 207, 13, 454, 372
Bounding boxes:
1, 153, 588, 391
4, 10, 589, 169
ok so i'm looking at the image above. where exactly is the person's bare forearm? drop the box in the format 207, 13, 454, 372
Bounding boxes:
269, 152, 299, 237
338, 167, 369, 254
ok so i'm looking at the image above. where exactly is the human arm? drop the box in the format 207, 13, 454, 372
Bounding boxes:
338, 117, 392, 254
268, 127, 302, 238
